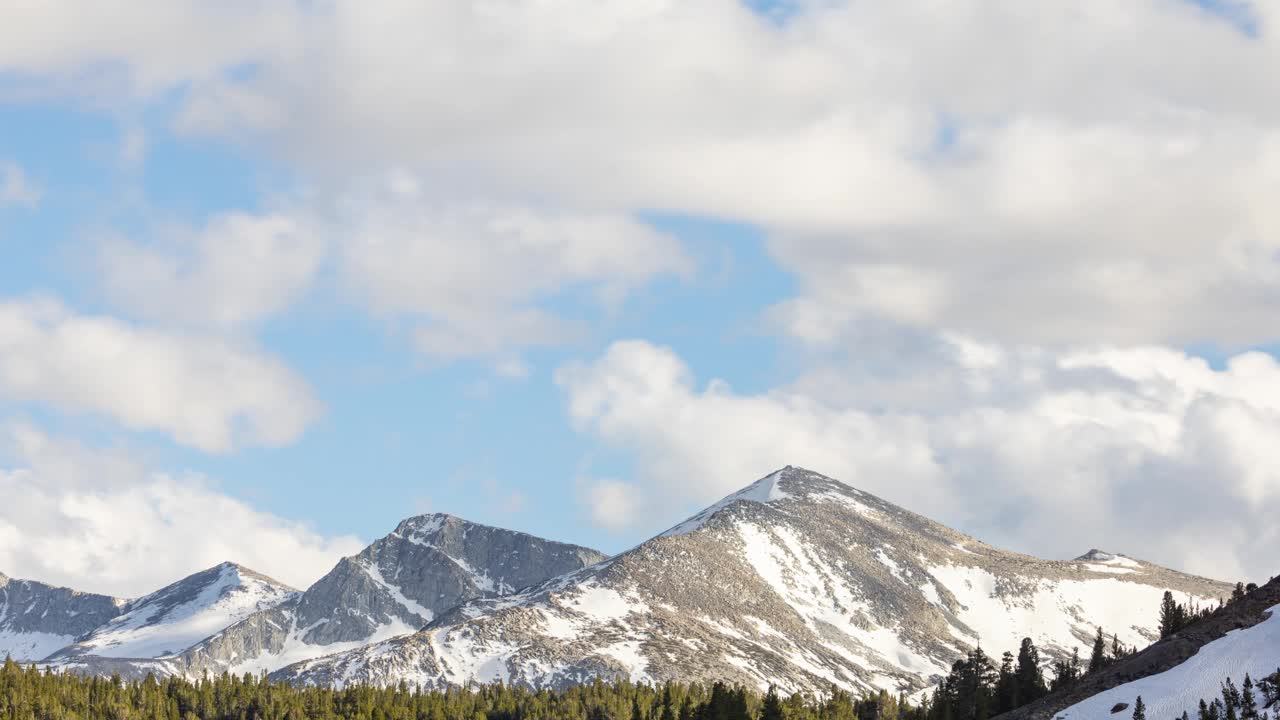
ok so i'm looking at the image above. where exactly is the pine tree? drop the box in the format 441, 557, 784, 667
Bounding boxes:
761, 688, 785, 720
1015, 638, 1046, 705
1160, 591, 1186, 639
1088, 627, 1107, 674
995, 651, 1016, 714
1232, 583, 1247, 604
1242, 675, 1259, 720
1132, 696, 1146, 720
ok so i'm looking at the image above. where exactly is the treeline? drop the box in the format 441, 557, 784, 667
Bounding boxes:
925, 627, 1134, 720
0, 658, 930, 720
930, 580, 1262, 720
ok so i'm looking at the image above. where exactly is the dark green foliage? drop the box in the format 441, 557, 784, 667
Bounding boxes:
0, 656, 931, 720
1013, 638, 1046, 707
927, 646, 998, 720
1088, 628, 1106, 674
1131, 695, 1145, 720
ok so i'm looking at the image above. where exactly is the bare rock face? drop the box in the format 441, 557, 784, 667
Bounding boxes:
117, 514, 610, 678
275, 467, 1229, 695
0, 571, 126, 661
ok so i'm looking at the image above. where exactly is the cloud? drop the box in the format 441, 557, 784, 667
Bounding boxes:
576, 477, 644, 531
0, 424, 363, 596
558, 339, 1280, 582
8, 2, 1280, 346
335, 175, 691, 359
162, 0, 1280, 348
96, 211, 325, 330
0, 1, 303, 99
0, 162, 41, 209
0, 297, 320, 452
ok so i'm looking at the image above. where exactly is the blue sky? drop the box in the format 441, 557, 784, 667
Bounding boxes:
0, 100, 801, 559
2, 0, 1279, 596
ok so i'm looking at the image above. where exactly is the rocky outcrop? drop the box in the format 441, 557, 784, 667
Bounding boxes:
0, 571, 126, 662
275, 467, 1229, 694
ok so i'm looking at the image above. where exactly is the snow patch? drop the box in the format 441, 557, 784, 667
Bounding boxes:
1057, 605, 1280, 720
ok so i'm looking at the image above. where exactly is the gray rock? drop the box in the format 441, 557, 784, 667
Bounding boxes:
275, 467, 1230, 695
122, 514, 610, 679
0, 571, 126, 661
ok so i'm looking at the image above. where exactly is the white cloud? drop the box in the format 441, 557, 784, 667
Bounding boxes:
0, 1, 302, 99
164, 0, 1280, 348
0, 424, 363, 596
8, 2, 1280, 345
335, 176, 691, 358
559, 339, 1280, 582
0, 162, 40, 209
576, 477, 644, 531
0, 297, 320, 452
96, 212, 325, 330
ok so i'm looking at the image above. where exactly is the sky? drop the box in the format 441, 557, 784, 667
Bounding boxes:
1, 0, 1279, 598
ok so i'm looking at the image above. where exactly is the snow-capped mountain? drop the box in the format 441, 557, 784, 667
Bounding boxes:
45, 562, 296, 664
0, 571, 126, 662
91, 514, 609, 679
274, 467, 1230, 694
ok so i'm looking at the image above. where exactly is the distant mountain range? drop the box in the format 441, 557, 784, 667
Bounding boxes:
0, 466, 1244, 701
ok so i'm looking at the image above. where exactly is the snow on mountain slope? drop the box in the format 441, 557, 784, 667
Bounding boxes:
1055, 604, 1280, 719
275, 467, 1230, 694
46, 562, 296, 661
0, 570, 126, 662
72, 514, 609, 679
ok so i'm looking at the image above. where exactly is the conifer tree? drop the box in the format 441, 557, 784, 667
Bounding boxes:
1160, 591, 1186, 639
761, 687, 785, 720
1088, 627, 1107, 673
1132, 695, 1146, 720
1015, 638, 1046, 704
1242, 675, 1259, 720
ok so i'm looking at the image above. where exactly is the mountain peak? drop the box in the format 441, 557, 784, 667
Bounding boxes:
660, 466, 867, 537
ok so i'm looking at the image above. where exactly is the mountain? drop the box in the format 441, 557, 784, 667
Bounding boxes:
45, 562, 296, 665
274, 466, 1230, 694
1001, 573, 1280, 720
0, 571, 126, 662
75, 514, 609, 679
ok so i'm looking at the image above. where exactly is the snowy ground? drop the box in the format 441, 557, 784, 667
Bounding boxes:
1057, 605, 1280, 720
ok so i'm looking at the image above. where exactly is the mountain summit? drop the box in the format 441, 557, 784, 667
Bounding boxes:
275, 466, 1229, 694
0, 572, 126, 662
46, 562, 296, 663
48, 513, 609, 679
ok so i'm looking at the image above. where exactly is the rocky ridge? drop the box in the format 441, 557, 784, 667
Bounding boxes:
49, 514, 609, 679
0, 571, 126, 662
275, 467, 1230, 695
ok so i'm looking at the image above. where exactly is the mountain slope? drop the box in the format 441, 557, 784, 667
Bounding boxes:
97, 514, 609, 679
1000, 574, 1280, 720
275, 467, 1230, 694
0, 571, 126, 662
45, 562, 296, 663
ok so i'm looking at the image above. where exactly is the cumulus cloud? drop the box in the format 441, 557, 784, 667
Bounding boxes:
559, 339, 1280, 582
0, 424, 363, 596
0, 297, 320, 452
96, 211, 325, 330
0, 0, 302, 99
9, 2, 1280, 345
0, 162, 40, 209
161, 0, 1280, 347
335, 175, 691, 359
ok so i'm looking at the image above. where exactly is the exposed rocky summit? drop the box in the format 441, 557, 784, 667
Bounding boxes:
77, 514, 611, 679
0, 571, 126, 662
275, 467, 1230, 695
